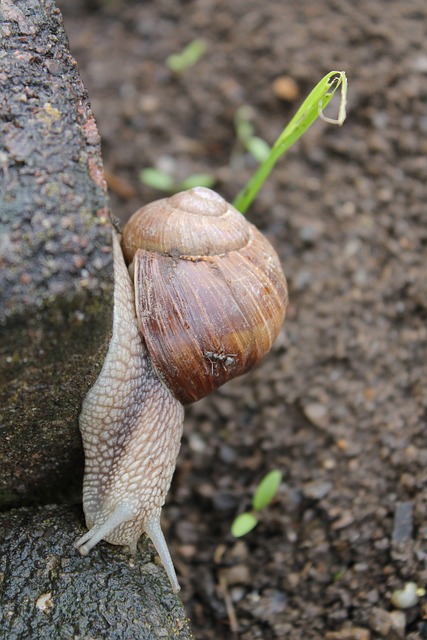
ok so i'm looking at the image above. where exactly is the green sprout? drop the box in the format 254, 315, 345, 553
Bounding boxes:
233, 105, 271, 165
140, 167, 215, 193
139, 71, 347, 205
231, 469, 282, 537
166, 39, 207, 74
233, 70, 347, 213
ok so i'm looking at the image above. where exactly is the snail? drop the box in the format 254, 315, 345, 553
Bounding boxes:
74, 187, 288, 592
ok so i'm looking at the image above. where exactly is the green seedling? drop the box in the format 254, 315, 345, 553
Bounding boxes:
140, 167, 215, 193
231, 469, 282, 537
139, 71, 347, 207
233, 105, 271, 165
166, 39, 207, 74
233, 70, 347, 213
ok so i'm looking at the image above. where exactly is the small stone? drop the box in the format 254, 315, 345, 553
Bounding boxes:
389, 611, 406, 638
188, 432, 207, 453
365, 589, 379, 604
368, 608, 392, 636
323, 458, 336, 470
219, 444, 237, 464
177, 544, 197, 559
344, 239, 362, 258
413, 55, 427, 73
390, 582, 419, 609
230, 586, 246, 603
325, 628, 370, 640
224, 564, 251, 585
229, 540, 249, 561
35, 592, 53, 614
251, 589, 288, 622
271, 76, 300, 101
331, 511, 355, 530
293, 269, 313, 291
298, 222, 322, 244
392, 501, 413, 544
138, 94, 160, 113
303, 402, 328, 428
302, 480, 333, 500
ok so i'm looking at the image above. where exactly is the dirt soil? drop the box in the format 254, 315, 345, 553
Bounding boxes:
57, 1, 427, 638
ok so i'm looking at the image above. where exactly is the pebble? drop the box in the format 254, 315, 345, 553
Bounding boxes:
224, 563, 251, 585
331, 511, 355, 530
303, 402, 328, 428
302, 480, 333, 500
35, 592, 53, 614
392, 501, 413, 544
413, 55, 427, 73
219, 444, 237, 464
271, 75, 300, 101
390, 582, 419, 609
298, 222, 322, 244
251, 589, 288, 621
229, 540, 249, 560
389, 611, 406, 638
368, 607, 392, 636
230, 586, 246, 603
138, 94, 160, 113
178, 544, 197, 559
188, 432, 207, 453
293, 269, 313, 291
325, 628, 370, 640
368, 606, 407, 637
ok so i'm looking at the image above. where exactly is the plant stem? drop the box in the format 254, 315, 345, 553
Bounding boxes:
233, 71, 347, 214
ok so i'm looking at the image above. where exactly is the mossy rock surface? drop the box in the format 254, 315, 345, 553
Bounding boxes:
0, 505, 194, 640
0, 0, 112, 508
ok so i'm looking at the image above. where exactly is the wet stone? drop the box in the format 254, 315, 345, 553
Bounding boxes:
392, 501, 413, 544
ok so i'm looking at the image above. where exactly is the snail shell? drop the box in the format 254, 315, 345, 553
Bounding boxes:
122, 187, 288, 405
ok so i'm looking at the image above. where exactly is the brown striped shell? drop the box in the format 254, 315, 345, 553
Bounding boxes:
121, 187, 288, 405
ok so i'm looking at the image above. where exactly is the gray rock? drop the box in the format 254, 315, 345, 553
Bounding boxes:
302, 479, 333, 501
392, 501, 413, 544
0, 0, 112, 508
0, 505, 194, 639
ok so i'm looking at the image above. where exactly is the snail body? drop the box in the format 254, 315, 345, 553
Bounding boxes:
75, 187, 287, 592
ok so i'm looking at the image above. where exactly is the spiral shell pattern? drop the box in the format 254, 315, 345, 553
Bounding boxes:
122, 187, 287, 404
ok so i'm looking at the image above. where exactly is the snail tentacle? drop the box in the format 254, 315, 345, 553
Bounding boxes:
144, 519, 180, 593
75, 502, 134, 556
